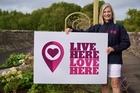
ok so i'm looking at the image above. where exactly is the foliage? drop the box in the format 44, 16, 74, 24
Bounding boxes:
19, 53, 34, 71
0, 67, 33, 93
0, 1, 139, 32
0, 2, 81, 31
0, 53, 26, 69
124, 9, 140, 32
0, 67, 23, 93
39, 2, 81, 31
0, 52, 102, 93
28, 84, 101, 93
0, 51, 128, 93
16, 53, 34, 90
0, 53, 34, 93
116, 20, 124, 25
18, 69, 33, 89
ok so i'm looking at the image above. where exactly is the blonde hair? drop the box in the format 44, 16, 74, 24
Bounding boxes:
99, 3, 116, 25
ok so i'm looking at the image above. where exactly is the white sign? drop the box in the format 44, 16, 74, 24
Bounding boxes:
34, 32, 108, 84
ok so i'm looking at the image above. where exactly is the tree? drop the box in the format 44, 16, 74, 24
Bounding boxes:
124, 9, 140, 32
28, 9, 45, 30
38, 2, 81, 31
18, 14, 31, 30
116, 20, 124, 25
0, 9, 2, 16
0, 10, 10, 30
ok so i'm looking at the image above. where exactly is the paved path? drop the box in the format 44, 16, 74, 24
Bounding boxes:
0, 47, 140, 93
122, 50, 140, 93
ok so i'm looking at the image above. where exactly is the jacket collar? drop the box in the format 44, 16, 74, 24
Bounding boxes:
104, 19, 114, 25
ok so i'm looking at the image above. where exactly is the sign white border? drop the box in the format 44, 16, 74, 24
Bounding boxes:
34, 32, 108, 84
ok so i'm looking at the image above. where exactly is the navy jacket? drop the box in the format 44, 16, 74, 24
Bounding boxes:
72, 20, 131, 64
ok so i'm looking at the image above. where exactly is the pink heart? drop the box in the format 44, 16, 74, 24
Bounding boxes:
47, 48, 59, 58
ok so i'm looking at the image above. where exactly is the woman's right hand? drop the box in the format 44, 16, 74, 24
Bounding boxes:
65, 28, 72, 34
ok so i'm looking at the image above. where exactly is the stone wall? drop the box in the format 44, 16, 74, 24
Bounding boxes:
128, 32, 140, 58
0, 30, 34, 53
0, 31, 140, 58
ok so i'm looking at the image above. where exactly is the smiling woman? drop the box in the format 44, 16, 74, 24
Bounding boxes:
99, 2, 116, 25
65, 3, 131, 93
103, 7, 113, 23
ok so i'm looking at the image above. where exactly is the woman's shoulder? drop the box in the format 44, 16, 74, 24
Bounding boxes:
114, 23, 125, 29
93, 24, 102, 32
84, 24, 101, 32
94, 24, 102, 27
114, 23, 127, 32
91, 24, 101, 29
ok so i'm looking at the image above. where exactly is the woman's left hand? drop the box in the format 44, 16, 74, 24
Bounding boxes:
106, 46, 114, 54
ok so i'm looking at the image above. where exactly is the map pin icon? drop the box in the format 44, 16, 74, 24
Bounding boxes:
42, 41, 64, 72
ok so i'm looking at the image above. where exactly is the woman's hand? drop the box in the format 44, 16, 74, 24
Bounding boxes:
106, 46, 114, 54
65, 28, 72, 34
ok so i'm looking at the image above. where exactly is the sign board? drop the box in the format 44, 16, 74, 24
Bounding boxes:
34, 32, 108, 84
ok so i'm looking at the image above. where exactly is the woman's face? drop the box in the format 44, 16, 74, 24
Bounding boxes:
103, 7, 113, 22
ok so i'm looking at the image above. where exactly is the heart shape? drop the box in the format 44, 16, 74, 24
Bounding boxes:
47, 48, 59, 58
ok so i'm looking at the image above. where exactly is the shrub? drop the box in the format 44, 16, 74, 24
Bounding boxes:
0, 53, 26, 69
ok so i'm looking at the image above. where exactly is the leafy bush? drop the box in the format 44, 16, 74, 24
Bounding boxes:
28, 84, 101, 93
0, 53, 26, 69
19, 69, 33, 88
0, 52, 103, 93
0, 67, 23, 93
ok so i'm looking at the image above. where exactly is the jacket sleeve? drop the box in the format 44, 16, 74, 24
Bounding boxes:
113, 25, 131, 52
71, 24, 100, 32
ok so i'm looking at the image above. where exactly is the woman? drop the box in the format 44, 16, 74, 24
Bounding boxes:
65, 3, 131, 93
